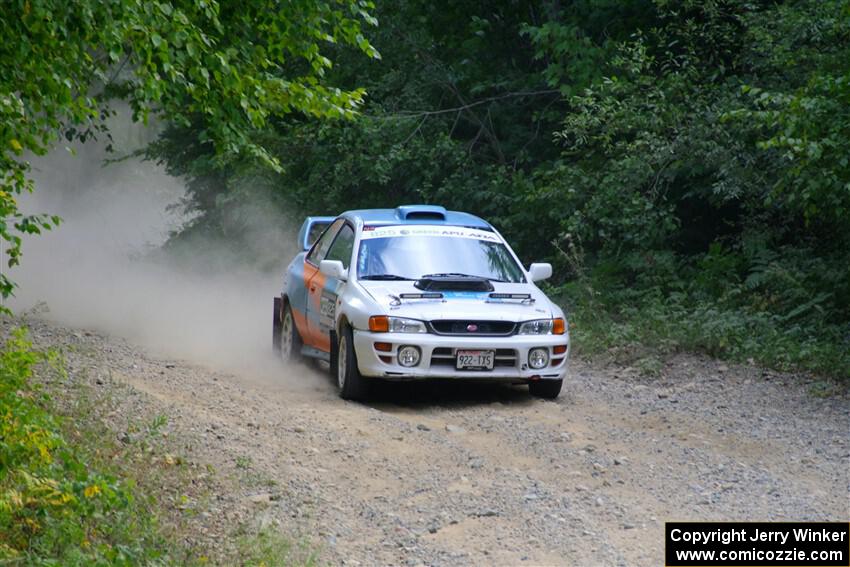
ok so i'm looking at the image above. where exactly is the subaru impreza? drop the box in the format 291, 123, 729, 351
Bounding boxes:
273, 205, 569, 400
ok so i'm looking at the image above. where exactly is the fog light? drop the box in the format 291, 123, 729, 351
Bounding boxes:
528, 348, 549, 369
398, 346, 421, 367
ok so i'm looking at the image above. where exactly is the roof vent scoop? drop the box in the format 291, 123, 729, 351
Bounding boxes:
395, 205, 447, 221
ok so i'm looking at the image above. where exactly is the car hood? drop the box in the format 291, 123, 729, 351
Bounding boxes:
357, 280, 554, 322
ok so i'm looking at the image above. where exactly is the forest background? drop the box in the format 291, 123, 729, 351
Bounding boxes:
1, 2, 847, 561
3, 0, 849, 379
155, 0, 850, 378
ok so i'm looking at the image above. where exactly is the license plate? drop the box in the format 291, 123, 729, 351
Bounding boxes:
456, 350, 495, 370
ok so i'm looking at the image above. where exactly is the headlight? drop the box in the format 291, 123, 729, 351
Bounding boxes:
517, 318, 566, 335
388, 317, 427, 333
518, 319, 553, 335
368, 315, 427, 333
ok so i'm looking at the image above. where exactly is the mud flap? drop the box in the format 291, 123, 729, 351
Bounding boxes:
272, 297, 282, 353
329, 329, 338, 375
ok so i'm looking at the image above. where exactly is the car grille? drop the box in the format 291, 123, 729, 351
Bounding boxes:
429, 320, 516, 336
430, 348, 517, 368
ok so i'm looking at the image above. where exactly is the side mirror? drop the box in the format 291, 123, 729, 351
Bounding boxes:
528, 263, 552, 282
319, 259, 348, 281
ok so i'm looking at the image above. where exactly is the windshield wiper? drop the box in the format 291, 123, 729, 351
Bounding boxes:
421, 272, 482, 279
360, 274, 412, 281
421, 272, 508, 283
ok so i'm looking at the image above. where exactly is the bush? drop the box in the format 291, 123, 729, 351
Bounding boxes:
0, 328, 171, 565
560, 261, 850, 380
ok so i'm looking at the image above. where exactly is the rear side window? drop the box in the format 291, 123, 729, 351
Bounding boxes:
306, 221, 331, 248
306, 219, 343, 265
324, 224, 355, 269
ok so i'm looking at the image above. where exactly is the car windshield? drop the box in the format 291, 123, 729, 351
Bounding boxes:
356, 225, 525, 283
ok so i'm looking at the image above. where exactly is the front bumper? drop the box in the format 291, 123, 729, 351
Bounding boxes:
352, 330, 569, 381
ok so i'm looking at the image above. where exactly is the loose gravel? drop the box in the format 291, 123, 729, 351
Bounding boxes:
11, 317, 849, 566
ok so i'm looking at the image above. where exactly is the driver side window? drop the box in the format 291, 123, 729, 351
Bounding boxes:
306, 219, 343, 265
324, 224, 355, 270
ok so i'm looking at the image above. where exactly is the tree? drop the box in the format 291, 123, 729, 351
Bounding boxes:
144, 0, 850, 375
0, 0, 378, 300
149, 0, 629, 263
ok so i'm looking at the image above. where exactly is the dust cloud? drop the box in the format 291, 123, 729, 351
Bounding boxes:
4, 115, 313, 386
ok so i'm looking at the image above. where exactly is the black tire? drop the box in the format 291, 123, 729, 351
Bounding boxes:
278, 301, 303, 363
336, 324, 369, 401
529, 379, 562, 399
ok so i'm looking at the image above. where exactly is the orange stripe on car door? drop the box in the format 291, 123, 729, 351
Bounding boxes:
304, 262, 326, 312
302, 260, 329, 351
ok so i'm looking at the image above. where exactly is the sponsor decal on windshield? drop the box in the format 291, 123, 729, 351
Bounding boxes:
360, 225, 501, 242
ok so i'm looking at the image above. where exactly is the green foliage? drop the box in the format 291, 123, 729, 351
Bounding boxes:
569, 287, 850, 380
0, 0, 378, 300
733, 0, 850, 224
734, 74, 850, 225
0, 328, 170, 563
560, 243, 850, 379
234, 526, 318, 567
537, 0, 850, 379
152, 0, 850, 378
1, 329, 314, 564
151, 0, 603, 264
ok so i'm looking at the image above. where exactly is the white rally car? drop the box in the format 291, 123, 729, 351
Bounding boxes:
273, 205, 569, 400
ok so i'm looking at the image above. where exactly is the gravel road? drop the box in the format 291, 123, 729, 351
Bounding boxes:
15, 317, 850, 566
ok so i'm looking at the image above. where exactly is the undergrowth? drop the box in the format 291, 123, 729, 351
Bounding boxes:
555, 243, 850, 381
234, 526, 319, 567
1, 325, 317, 565
0, 328, 176, 564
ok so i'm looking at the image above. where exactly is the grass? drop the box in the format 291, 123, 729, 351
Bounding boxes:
1, 325, 316, 565
234, 526, 320, 567
0, 327, 185, 565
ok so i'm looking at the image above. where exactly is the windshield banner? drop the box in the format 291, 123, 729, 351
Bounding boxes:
360, 225, 501, 242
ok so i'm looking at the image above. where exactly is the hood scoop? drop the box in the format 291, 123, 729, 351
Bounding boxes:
414, 275, 494, 292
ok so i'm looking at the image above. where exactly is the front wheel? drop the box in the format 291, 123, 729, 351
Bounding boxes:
336, 325, 369, 401
529, 379, 562, 399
